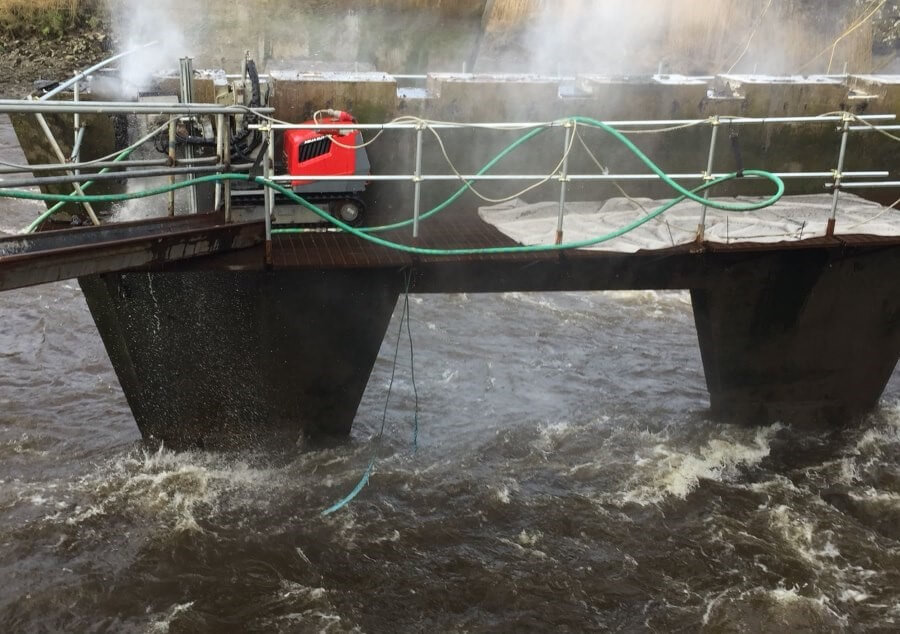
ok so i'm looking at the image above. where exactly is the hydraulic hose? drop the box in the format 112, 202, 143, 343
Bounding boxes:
154, 59, 263, 158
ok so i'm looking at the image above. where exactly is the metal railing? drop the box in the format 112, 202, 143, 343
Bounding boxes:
1, 82, 896, 253
253, 112, 897, 251
1, 98, 273, 230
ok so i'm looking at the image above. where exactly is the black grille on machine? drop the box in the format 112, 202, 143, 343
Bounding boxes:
299, 136, 332, 163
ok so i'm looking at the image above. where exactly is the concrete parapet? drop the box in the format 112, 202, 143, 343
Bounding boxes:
715, 74, 850, 117
246, 71, 895, 228
14, 70, 900, 231
571, 75, 708, 120
848, 75, 900, 115
269, 70, 398, 123
425, 73, 561, 120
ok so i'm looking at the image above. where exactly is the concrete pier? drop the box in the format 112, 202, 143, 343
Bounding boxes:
79, 270, 402, 448
692, 243, 900, 424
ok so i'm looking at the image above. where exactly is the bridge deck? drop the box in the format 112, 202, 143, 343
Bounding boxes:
271, 217, 520, 268
0, 214, 261, 292
3, 210, 900, 293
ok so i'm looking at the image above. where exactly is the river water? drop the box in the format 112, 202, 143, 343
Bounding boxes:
3, 115, 900, 632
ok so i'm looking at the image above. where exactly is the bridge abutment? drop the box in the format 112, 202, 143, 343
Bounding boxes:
691, 245, 900, 424
79, 269, 402, 449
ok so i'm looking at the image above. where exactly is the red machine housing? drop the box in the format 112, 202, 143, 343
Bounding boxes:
283, 111, 364, 187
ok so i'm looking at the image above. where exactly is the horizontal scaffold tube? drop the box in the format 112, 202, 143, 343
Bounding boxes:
0, 101, 275, 115
1, 164, 254, 189
0, 156, 219, 175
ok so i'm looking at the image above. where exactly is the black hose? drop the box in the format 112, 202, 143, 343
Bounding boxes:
212, 58, 263, 161
247, 59, 261, 111
730, 128, 744, 178
155, 58, 264, 158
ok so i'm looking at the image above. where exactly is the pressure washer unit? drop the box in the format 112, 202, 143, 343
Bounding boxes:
283, 109, 371, 226
155, 57, 372, 226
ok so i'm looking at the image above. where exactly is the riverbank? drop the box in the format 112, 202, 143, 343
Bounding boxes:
0, 0, 111, 98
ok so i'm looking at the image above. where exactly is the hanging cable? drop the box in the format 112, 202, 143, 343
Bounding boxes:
724, 0, 775, 74
426, 119, 579, 204
798, 0, 887, 73
729, 124, 745, 178
405, 274, 419, 454
321, 270, 416, 515
575, 129, 650, 214
844, 194, 900, 230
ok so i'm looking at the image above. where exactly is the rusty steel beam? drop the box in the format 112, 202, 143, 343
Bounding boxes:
0, 214, 263, 292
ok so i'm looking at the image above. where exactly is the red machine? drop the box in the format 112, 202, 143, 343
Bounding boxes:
282, 110, 371, 226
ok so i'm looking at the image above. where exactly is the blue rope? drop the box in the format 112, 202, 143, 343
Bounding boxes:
406, 278, 420, 454
321, 458, 375, 516
321, 270, 415, 515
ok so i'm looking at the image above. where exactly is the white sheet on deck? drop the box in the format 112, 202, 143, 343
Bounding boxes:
477, 194, 899, 253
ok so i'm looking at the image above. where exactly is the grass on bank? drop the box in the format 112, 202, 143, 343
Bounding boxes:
0, 0, 104, 36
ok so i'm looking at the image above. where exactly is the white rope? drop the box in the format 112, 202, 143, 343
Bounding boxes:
427, 119, 579, 204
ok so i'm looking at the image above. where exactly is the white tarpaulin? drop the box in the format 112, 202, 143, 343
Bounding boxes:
478, 194, 899, 253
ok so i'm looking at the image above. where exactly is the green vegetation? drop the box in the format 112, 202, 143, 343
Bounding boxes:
0, 0, 104, 37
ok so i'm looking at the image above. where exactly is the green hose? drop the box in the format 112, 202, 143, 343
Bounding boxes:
1, 116, 786, 255
270, 171, 780, 255
361, 126, 547, 233
24, 143, 144, 234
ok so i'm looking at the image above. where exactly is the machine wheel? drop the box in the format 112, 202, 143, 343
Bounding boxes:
333, 199, 365, 227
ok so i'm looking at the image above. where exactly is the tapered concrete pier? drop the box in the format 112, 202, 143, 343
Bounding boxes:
80, 270, 402, 448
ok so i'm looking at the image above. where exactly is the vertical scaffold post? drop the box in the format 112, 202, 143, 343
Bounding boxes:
214, 113, 225, 212
167, 118, 177, 217
697, 116, 719, 243
265, 125, 275, 266
72, 72, 81, 170
828, 114, 851, 237
555, 120, 573, 245
30, 98, 100, 226
412, 123, 425, 239
223, 118, 232, 222
179, 57, 198, 214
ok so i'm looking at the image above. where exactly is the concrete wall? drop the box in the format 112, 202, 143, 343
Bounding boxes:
475, 0, 877, 75
250, 72, 899, 234
109, 0, 881, 76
